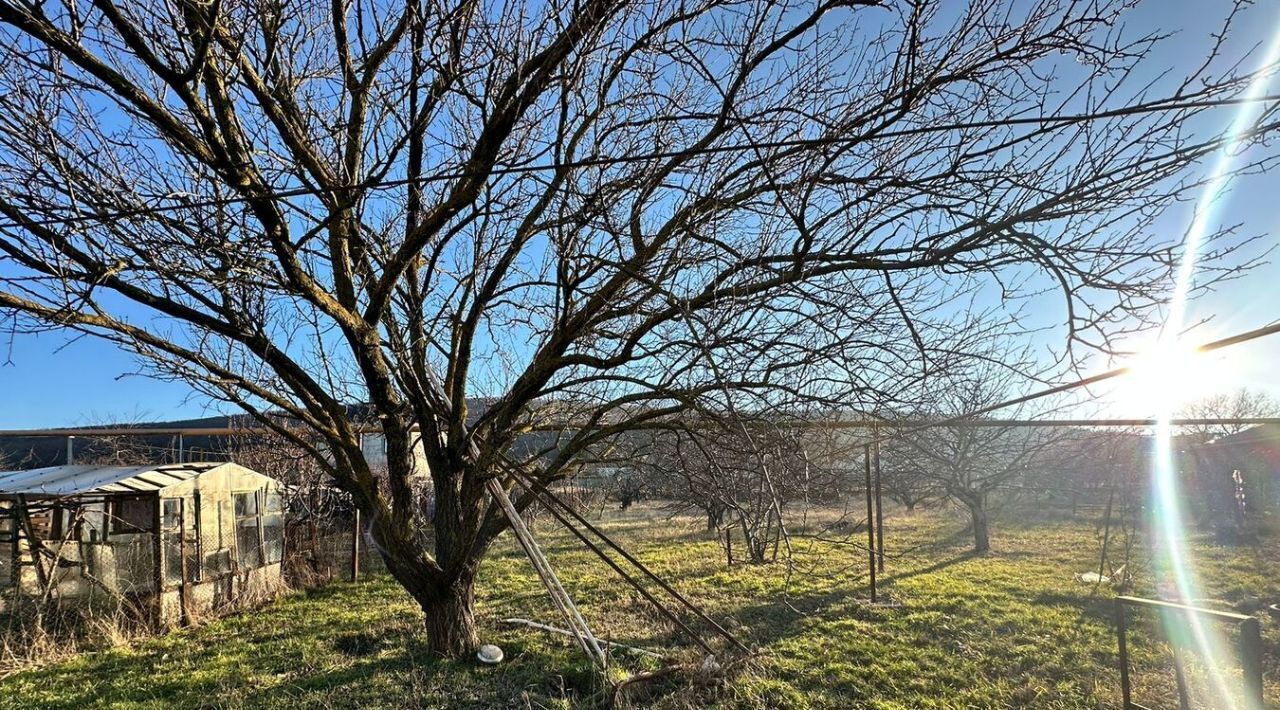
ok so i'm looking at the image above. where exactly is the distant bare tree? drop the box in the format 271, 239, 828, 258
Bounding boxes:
894, 358, 1067, 553
877, 437, 941, 512
1179, 388, 1280, 439
641, 420, 852, 564
0, 1, 1275, 655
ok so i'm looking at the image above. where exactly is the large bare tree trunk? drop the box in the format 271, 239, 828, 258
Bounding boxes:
420, 574, 480, 657
379, 527, 483, 656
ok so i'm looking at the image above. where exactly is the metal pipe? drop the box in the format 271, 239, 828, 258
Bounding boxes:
864, 444, 876, 603
350, 508, 361, 582
7, 416, 1280, 439
874, 436, 884, 573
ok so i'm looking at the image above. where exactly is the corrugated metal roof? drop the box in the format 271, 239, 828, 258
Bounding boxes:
0, 462, 225, 497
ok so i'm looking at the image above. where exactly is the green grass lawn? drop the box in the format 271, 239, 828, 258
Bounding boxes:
1, 505, 1277, 709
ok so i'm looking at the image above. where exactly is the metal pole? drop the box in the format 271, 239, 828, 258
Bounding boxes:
177, 434, 184, 463
1116, 600, 1132, 708
66, 436, 75, 465
874, 435, 884, 573
864, 444, 876, 603
350, 508, 361, 582
1241, 617, 1264, 707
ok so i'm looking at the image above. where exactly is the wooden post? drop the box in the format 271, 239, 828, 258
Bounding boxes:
350, 508, 361, 582
178, 500, 191, 626
1170, 637, 1192, 710
864, 444, 876, 603
873, 436, 884, 573
152, 494, 164, 622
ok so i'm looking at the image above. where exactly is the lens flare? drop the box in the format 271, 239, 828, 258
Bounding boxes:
1148, 21, 1280, 710
1120, 339, 1226, 414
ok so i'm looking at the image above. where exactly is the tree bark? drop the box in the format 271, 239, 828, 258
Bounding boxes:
706, 503, 724, 531
421, 578, 480, 657
963, 494, 991, 553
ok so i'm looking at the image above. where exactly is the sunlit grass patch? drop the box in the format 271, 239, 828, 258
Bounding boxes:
0, 505, 1276, 708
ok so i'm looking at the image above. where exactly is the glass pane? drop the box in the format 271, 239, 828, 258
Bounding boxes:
204, 549, 231, 578
234, 492, 258, 518
236, 518, 261, 569
164, 536, 183, 585
264, 490, 283, 513
262, 513, 284, 564
161, 499, 181, 530
112, 497, 154, 534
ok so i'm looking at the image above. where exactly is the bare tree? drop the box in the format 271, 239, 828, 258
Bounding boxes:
1178, 388, 1279, 540
638, 420, 848, 564
877, 436, 941, 512
893, 357, 1068, 553
1179, 388, 1280, 439
0, 1, 1275, 655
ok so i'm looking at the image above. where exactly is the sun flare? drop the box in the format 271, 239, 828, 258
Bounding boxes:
1113, 340, 1229, 415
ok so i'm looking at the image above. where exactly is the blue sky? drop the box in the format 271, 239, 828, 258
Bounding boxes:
3, 2, 1280, 429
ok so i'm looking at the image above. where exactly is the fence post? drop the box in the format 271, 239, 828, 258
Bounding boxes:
874, 435, 884, 573
350, 508, 361, 582
864, 443, 876, 603
1241, 616, 1264, 707
1116, 600, 1132, 708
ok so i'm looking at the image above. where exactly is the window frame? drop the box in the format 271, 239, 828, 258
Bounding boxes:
232, 489, 264, 570
160, 496, 202, 586
108, 494, 155, 535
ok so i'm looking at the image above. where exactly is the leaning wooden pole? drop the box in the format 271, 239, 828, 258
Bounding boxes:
487, 479, 607, 669
519, 479, 717, 656
513, 470, 749, 653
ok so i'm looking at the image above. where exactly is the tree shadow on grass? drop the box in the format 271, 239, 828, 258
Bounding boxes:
878, 550, 982, 587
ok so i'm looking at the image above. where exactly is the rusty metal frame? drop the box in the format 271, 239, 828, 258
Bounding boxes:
1115, 595, 1263, 710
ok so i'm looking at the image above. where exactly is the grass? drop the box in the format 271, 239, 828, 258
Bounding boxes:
0, 504, 1277, 709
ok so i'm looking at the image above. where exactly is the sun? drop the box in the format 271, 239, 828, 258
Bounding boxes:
1113, 339, 1231, 416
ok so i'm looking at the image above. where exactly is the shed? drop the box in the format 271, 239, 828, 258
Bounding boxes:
0, 462, 285, 625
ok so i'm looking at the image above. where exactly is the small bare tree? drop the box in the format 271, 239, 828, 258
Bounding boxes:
0, 1, 1275, 655
893, 357, 1067, 553
639, 420, 850, 564
1179, 388, 1279, 541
